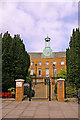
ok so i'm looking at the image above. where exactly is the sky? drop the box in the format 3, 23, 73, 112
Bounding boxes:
0, 1, 78, 52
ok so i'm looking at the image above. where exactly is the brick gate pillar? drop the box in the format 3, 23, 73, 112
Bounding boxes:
57, 78, 65, 102
15, 79, 25, 101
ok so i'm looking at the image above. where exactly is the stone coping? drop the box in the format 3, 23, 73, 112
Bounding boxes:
15, 79, 25, 82
57, 78, 65, 81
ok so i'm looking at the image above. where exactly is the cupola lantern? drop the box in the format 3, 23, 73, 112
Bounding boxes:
45, 36, 51, 47
43, 36, 52, 56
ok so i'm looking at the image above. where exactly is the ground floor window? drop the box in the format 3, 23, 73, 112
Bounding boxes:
38, 68, 41, 76
53, 68, 56, 77
46, 68, 49, 77
30, 69, 34, 75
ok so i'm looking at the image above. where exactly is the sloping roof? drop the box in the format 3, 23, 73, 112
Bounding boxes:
28, 51, 66, 58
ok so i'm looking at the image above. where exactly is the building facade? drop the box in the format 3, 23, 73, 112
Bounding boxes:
28, 51, 66, 84
28, 36, 66, 84
28, 36, 66, 99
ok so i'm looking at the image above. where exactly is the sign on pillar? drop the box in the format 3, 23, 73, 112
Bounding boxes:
57, 78, 65, 102
15, 79, 25, 101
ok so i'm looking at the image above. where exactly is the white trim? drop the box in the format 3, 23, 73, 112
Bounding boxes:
57, 78, 65, 81
15, 79, 25, 82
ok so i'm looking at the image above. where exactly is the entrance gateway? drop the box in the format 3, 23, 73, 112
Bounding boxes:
31, 77, 54, 100
15, 36, 65, 101
32, 78, 51, 100
15, 78, 65, 101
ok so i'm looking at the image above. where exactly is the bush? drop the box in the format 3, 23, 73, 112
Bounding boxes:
1, 92, 13, 98
8, 87, 15, 98
24, 86, 35, 97
66, 83, 77, 98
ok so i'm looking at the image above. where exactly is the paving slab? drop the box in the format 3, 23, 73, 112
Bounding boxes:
8, 109, 23, 116
35, 110, 49, 116
21, 110, 35, 117
2, 100, 78, 119
4, 114, 19, 119
26, 107, 37, 111
34, 115, 49, 118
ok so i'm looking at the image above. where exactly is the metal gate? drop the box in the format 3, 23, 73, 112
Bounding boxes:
24, 79, 57, 101
34, 83, 49, 99
32, 79, 52, 100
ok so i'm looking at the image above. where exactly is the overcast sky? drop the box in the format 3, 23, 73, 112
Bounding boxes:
0, 1, 78, 52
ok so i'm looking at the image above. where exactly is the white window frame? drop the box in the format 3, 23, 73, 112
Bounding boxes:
38, 62, 41, 66
38, 68, 41, 76
30, 69, 34, 75
46, 68, 49, 77
61, 61, 64, 65
53, 61, 56, 65
46, 61, 49, 65
53, 68, 56, 77
31, 62, 34, 66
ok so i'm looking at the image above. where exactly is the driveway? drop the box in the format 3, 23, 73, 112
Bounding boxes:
2, 100, 78, 119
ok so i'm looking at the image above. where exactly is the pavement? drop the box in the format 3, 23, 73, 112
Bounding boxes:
2, 100, 78, 119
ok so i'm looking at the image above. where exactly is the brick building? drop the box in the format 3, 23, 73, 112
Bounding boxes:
28, 36, 66, 84
28, 51, 66, 84
28, 36, 66, 99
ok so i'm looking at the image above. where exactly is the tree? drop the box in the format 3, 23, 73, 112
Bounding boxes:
2, 31, 30, 91
0, 33, 2, 93
26, 70, 32, 83
26, 70, 36, 83
2, 32, 14, 91
66, 28, 80, 89
56, 68, 67, 79
24, 70, 35, 98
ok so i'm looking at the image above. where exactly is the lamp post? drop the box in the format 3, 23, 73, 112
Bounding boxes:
53, 64, 55, 78
49, 79, 51, 101
35, 64, 37, 84
53, 64, 58, 100
35, 64, 37, 95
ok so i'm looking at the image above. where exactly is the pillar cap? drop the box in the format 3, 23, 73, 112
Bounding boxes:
15, 79, 25, 82
57, 78, 65, 81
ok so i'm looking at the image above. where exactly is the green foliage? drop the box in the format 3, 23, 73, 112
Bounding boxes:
0, 33, 2, 92
26, 70, 33, 83
66, 82, 77, 98
66, 28, 80, 89
33, 73, 36, 77
26, 71, 36, 83
8, 87, 15, 95
24, 86, 35, 97
56, 68, 67, 79
25, 71, 36, 98
2, 31, 30, 91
